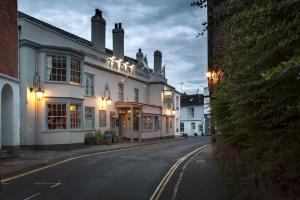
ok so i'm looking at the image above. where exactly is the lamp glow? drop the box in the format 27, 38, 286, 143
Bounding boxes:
205, 71, 211, 78
36, 88, 44, 101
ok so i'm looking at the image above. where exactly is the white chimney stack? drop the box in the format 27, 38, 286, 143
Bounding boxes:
112, 23, 124, 59
91, 9, 106, 52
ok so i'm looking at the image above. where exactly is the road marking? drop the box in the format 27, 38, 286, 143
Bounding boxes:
0, 139, 182, 184
34, 182, 61, 188
50, 182, 61, 188
24, 192, 40, 200
149, 144, 209, 200
171, 146, 206, 200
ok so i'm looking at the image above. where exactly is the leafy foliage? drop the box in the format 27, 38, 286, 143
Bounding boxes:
205, 0, 300, 198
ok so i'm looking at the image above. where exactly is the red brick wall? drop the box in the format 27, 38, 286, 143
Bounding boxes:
0, 0, 18, 78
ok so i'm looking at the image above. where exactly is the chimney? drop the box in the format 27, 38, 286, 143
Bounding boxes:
136, 48, 143, 62
154, 50, 162, 73
112, 22, 124, 59
91, 9, 106, 52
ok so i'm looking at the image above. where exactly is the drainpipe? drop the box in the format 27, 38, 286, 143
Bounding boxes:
138, 109, 142, 142
34, 49, 38, 147
130, 107, 133, 142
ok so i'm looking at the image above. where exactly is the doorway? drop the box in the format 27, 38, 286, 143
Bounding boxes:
1, 84, 14, 150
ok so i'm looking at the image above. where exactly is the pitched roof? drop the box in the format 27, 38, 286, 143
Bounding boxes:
18, 11, 138, 64
181, 94, 204, 107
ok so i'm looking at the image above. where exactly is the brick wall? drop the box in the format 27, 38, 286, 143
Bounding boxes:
0, 0, 18, 78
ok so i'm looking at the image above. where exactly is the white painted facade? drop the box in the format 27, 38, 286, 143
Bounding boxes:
18, 10, 180, 145
0, 75, 20, 150
203, 87, 211, 135
180, 105, 204, 136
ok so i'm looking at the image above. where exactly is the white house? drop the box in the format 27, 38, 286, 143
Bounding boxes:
18, 9, 180, 146
180, 94, 204, 136
203, 87, 211, 135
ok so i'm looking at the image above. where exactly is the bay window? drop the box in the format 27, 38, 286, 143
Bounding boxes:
47, 103, 67, 130
46, 101, 83, 130
45, 54, 83, 84
70, 103, 82, 129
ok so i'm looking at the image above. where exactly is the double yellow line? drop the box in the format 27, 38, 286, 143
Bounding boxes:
1, 140, 181, 184
149, 144, 209, 200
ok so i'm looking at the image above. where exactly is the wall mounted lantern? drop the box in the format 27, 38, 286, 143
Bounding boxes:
30, 72, 45, 100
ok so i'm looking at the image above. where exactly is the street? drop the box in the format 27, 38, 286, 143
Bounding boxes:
0, 137, 210, 200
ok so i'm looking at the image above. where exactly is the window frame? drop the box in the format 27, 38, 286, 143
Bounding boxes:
46, 54, 67, 83
46, 103, 67, 130
85, 73, 95, 96
118, 83, 124, 101
188, 107, 195, 118
99, 110, 107, 127
85, 107, 95, 130
45, 53, 83, 86
70, 57, 82, 85
45, 100, 83, 132
142, 115, 154, 131
134, 88, 139, 102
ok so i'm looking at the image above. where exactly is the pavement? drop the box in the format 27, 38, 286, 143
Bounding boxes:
0, 137, 225, 200
160, 144, 225, 200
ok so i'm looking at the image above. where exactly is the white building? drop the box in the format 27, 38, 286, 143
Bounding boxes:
18, 9, 180, 146
203, 87, 211, 135
180, 94, 204, 136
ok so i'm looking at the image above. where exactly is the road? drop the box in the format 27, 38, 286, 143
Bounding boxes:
0, 137, 209, 200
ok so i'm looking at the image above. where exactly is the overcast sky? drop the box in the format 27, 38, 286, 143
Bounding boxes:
18, 0, 207, 94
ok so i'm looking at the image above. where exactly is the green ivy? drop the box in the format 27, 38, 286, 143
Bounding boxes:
206, 0, 300, 196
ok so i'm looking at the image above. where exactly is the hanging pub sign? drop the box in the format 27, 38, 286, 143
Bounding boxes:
163, 90, 173, 102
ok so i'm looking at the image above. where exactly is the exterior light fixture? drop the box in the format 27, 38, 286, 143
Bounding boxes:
171, 107, 176, 115
205, 71, 212, 79
30, 72, 45, 100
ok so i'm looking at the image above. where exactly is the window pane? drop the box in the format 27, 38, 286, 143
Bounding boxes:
99, 110, 107, 127
85, 107, 95, 130
70, 103, 82, 129
46, 55, 67, 82
47, 103, 67, 130
85, 73, 94, 96
71, 58, 82, 84
143, 116, 153, 131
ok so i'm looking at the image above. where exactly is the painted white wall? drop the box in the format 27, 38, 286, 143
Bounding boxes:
0, 76, 20, 147
180, 105, 204, 136
18, 16, 180, 145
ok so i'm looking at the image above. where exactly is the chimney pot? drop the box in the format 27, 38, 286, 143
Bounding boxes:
119, 23, 122, 29
95, 9, 102, 16
115, 23, 118, 29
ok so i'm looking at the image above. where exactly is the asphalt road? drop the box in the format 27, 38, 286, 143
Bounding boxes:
0, 137, 209, 200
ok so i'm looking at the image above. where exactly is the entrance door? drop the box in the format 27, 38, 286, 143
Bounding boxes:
1, 84, 13, 150
118, 114, 126, 140
166, 117, 169, 133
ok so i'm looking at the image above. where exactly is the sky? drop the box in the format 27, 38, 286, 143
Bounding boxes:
18, 0, 207, 94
